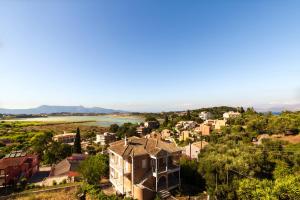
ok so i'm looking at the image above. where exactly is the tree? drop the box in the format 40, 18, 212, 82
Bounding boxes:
43, 142, 72, 164
273, 174, 300, 200
109, 124, 119, 133
163, 115, 169, 127
145, 115, 158, 122
186, 110, 191, 120
30, 131, 53, 158
237, 178, 274, 200
74, 127, 82, 154
78, 154, 108, 185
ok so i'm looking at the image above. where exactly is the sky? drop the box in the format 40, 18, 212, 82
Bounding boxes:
0, 0, 300, 112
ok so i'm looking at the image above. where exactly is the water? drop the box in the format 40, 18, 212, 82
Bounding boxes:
4, 115, 144, 127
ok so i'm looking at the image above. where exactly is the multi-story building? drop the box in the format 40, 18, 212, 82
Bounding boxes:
108, 136, 181, 200
95, 132, 116, 146
53, 131, 76, 144
0, 151, 39, 187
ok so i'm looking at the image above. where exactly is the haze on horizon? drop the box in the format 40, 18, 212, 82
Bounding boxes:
0, 1, 299, 112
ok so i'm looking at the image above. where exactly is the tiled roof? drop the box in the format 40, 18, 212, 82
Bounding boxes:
51, 154, 86, 177
108, 136, 180, 158
0, 152, 37, 169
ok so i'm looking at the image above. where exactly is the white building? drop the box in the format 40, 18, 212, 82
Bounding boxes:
199, 111, 213, 120
223, 111, 240, 121
95, 132, 116, 146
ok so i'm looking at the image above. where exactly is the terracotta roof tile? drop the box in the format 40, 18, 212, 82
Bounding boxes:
108, 136, 180, 158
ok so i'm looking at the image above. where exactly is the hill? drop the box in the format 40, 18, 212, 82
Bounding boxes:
0, 105, 126, 114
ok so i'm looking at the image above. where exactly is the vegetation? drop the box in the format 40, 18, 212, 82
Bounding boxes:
78, 154, 109, 185
73, 127, 82, 154
78, 183, 133, 200
109, 123, 139, 138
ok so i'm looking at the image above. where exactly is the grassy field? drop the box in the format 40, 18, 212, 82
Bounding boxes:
10, 188, 77, 200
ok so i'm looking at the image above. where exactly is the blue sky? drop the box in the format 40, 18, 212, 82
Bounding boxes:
0, 0, 299, 112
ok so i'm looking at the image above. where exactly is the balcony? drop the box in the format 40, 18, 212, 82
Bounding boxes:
152, 157, 180, 177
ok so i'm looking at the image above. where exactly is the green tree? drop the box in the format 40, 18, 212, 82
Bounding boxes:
109, 124, 119, 133
30, 131, 53, 158
273, 175, 300, 200
237, 178, 274, 200
163, 115, 169, 127
78, 154, 109, 185
186, 110, 191, 120
74, 127, 82, 154
145, 115, 158, 122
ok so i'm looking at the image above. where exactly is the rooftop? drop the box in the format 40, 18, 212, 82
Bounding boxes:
108, 136, 180, 158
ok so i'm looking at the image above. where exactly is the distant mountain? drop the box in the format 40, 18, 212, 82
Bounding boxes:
0, 105, 126, 115
255, 103, 300, 113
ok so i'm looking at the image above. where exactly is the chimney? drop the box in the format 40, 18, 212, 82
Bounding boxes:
124, 135, 127, 146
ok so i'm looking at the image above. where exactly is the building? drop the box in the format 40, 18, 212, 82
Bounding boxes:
203, 119, 226, 130
223, 111, 241, 121
184, 141, 209, 159
214, 120, 226, 130
179, 131, 193, 141
195, 124, 211, 136
175, 121, 198, 131
95, 132, 116, 146
137, 126, 150, 136
144, 121, 160, 129
199, 111, 213, 120
47, 154, 86, 185
53, 131, 76, 144
0, 151, 39, 187
108, 136, 181, 200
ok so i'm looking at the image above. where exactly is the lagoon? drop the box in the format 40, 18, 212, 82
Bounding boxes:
4, 115, 144, 127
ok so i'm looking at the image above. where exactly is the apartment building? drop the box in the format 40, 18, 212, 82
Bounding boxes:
95, 132, 116, 146
53, 131, 76, 144
108, 136, 181, 200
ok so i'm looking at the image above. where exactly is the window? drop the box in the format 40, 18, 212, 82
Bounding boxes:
142, 159, 147, 168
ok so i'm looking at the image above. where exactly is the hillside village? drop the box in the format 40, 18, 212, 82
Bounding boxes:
0, 107, 300, 199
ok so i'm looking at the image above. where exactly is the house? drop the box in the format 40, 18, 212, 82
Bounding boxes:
0, 151, 39, 187
95, 132, 116, 146
137, 126, 150, 136
47, 154, 86, 185
145, 130, 173, 142
184, 141, 209, 159
223, 111, 240, 121
53, 131, 76, 144
203, 119, 226, 130
214, 120, 226, 130
175, 121, 197, 131
108, 136, 181, 200
195, 124, 211, 136
179, 131, 193, 141
144, 121, 160, 129
199, 111, 213, 120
